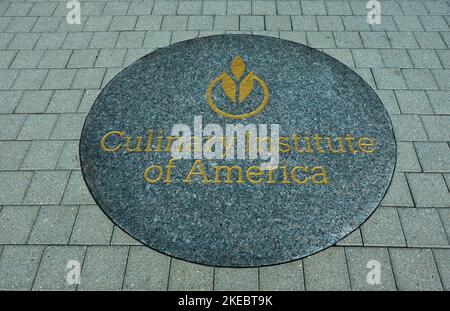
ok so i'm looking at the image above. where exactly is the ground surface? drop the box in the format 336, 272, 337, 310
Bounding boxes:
0, 0, 449, 291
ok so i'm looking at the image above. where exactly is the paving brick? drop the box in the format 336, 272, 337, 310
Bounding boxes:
38, 50, 72, 69
78, 246, 128, 290
260, 260, 304, 290
135, 16, 162, 31
203, 1, 226, 15
280, 31, 307, 44
188, 16, 214, 31
409, 49, 442, 68
437, 50, 450, 68
332, 31, 362, 48
240, 16, 265, 31
0, 171, 33, 205
301, 0, 326, 15
372, 68, 407, 89
361, 207, 406, 246
10, 50, 44, 69
407, 173, 450, 207
252, 1, 276, 15
14, 90, 51, 114
127, 1, 154, 15
394, 16, 424, 31
304, 247, 350, 290
291, 16, 317, 31
42, 69, 77, 89
386, 32, 418, 48
171, 31, 199, 44
101, 67, 124, 88
214, 268, 259, 290
62, 32, 93, 49
415, 32, 446, 49
17, 114, 58, 140
348, 0, 368, 15
415, 142, 450, 172
71, 68, 105, 90
396, 142, 421, 172
323, 49, 354, 67
38, 25, 62, 45
352, 49, 383, 68
389, 114, 428, 141
0, 50, 16, 69
4, 2, 33, 17
0, 114, 25, 140
306, 31, 335, 48
28, 205, 78, 244
399, 1, 427, 15
0, 33, 15, 50
83, 16, 113, 32
376, 90, 400, 113
325, 0, 352, 15
152, 1, 178, 15
115, 31, 145, 48
427, 91, 450, 114
32, 16, 61, 33
396, 90, 433, 114
381, 1, 403, 15
0, 206, 39, 244
70, 205, 113, 245
11, 69, 47, 90
317, 16, 344, 31
264, 16, 290, 30
62, 171, 95, 205
227, 1, 252, 15
111, 226, 142, 246
419, 16, 449, 31
33, 246, 86, 291
370, 16, 398, 32
21, 140, 64, 170
0, 69, 18, 90
336, 228, 363, 246
277, 1, 302, 15
89, 32, 118, 49
161, 16, 188, 31
390, 248, 443, 290
0, 246, 43, 290
433, 249, 450, 291
102, 1, 130, 16
168, 259, 213, 290
56, 140, 80, 170
123, 246, 170, 290
432, 69, 450, 90
67, 50, 99, 69
143, 31, 171, 47
360, 32, 390, 48
23, 171, 70, 205
94, 49, 126, 68
177, 0, 202, 15
421, 115, 450, 141
381, 172, 414, 207
345, 247, 396, 291
29, 2, 58, 16
47, 90, 83, 113
398, 208, 448, 247
0, 141, 29, 170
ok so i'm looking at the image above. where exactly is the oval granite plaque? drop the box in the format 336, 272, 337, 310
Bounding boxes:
80, 35, 396, 267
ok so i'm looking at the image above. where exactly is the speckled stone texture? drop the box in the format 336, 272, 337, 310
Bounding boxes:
80, 35, 396, 267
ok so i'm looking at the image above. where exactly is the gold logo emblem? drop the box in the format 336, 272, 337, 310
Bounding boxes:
206, 55, 269, 120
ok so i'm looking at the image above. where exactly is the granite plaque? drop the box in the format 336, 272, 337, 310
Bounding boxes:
80, 35, 396, 267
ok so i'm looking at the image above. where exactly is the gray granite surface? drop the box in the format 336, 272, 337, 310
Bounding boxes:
80, 35, 396, 267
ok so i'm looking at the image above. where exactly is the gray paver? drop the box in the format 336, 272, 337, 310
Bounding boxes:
0, 141, 30, 170
111, 226, 142, 246
0, 246, 43, 290
17, 114, 58, 140
260, 260, 305, 290
390, 248, 443, 291
21, 140, 64, 170
0, 206, 39, 244
15, 90, 53, 113
381, 172, 414, 207
23, 171, 70, 205
0, 114, 26, 140
396, 90, 433, 114
407, 173, 450, 207
361, 207, 406, 247
168, 259, 213, 290
47, 90, 83, 113
389, 114, 428, 141
304, 247, 350, 290
62, 171, 95, 205
398, 208, 449, 247
123, 246, 170, 290
0, 171, 33, 205
415, 142, 450, 172
28, 205, 78, 244
433, 249, 450, 291
78, 246, 129, 291
345, 247, 397, 291
51, 114, 87, 140
33, 246, 86, 291
396, 142, 421, 172
214, 268, 259, 291
70, 205, 113, 245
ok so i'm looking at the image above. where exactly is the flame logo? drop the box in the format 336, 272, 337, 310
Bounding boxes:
206, 55, 269, 120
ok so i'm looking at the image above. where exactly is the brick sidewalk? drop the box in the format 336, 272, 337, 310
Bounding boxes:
0, 0, 449, 291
